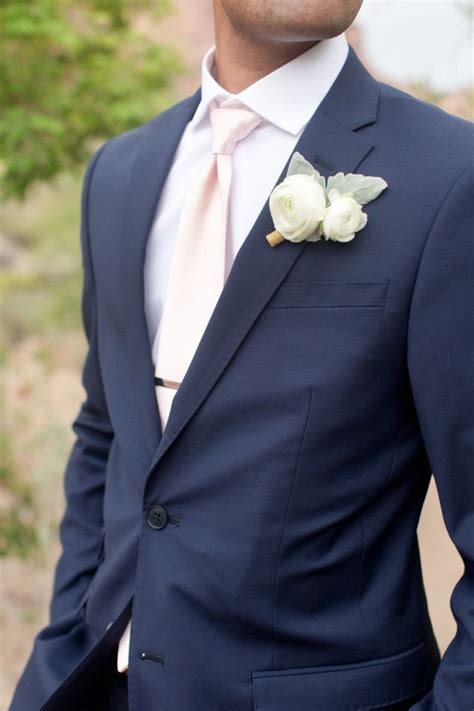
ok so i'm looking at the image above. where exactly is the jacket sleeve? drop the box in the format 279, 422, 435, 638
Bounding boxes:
47, 142, 114, 624
406, 161, 474, 711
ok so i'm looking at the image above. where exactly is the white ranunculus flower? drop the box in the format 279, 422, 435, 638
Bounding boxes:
322, 196, 368, 243
269, 174, 326, 243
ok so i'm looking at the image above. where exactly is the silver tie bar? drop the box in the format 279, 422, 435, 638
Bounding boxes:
154, 376, 181, 390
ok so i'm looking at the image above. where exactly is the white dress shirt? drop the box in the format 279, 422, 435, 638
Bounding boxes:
117, 31, 349, 673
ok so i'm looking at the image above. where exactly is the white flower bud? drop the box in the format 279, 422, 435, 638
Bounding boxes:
322, 197, 368, 242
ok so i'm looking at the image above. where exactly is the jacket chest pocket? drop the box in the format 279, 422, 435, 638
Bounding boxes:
264, 279, 389, 310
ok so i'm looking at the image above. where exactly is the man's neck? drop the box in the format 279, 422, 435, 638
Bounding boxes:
213, 7, 319, 94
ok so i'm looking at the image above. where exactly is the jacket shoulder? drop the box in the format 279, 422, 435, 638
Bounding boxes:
86, 92, 198, 186
376, 79, 473, 168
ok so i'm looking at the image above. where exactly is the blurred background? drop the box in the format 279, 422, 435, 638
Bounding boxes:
1, 0, 472, 706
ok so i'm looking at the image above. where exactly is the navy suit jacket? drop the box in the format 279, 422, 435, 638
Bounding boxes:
10, 44, 474, 711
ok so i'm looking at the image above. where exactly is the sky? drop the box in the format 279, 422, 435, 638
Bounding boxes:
357, 1, 473, 92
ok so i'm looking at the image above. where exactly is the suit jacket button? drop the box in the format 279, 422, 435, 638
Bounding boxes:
147, 505, 169, 530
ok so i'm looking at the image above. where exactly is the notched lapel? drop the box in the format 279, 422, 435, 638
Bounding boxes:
146, 45, 381, 480
117, 92, 201, 468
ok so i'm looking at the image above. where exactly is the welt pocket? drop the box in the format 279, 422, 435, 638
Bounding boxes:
264, 279, 389, 310
251, 640, 437, 711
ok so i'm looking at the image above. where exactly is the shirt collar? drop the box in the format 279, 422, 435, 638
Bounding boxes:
188, 33, 349, 136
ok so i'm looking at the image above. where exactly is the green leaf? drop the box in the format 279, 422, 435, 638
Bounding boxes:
326, 172, 388, 205
286, 151, 326, 189
0, 0, 181, 200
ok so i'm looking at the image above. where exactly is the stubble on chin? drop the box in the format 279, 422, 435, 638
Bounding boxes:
219, 0, 362, 44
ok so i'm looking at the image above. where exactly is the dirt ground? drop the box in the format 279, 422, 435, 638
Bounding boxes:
1, 334, 464, 708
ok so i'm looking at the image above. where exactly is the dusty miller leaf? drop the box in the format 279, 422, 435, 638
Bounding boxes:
326, 172, 388, 205
286, 151, 326, 189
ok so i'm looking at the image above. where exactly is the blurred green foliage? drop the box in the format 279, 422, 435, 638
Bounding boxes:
1, 177, 83, 341
0, 2, 186, 567
0, 431, 39, 559
0, 0, 183, 199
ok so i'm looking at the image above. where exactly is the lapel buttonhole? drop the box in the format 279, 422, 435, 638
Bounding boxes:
312, 154, 334, 171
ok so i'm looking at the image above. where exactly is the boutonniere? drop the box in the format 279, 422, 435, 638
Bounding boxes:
266, 151, 388, 247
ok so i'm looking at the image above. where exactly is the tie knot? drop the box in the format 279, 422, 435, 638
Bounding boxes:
209, 102, 263, 155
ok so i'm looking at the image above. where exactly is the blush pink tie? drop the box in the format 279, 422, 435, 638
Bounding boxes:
116, 101, 263, 674
153, 100, 264, 433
